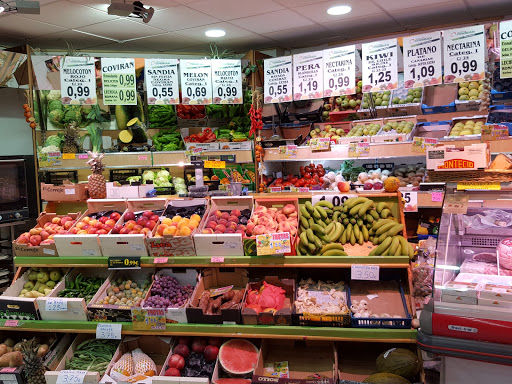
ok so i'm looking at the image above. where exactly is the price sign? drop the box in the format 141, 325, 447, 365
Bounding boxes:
180, 60, 212, 105
362, 38, 398, 93
293, 51, 323, 100
46, 298, 67, 312
264, 56, 293, 103
500, 21, 512, 79
443, 193, 469, 214
60, 56, 96, 105
348, 142, 370, 157
311, 194, 356, 206
145, 58, 179, 105
457, 182, 501, 190
323, 45, 356, 97
402, 191, 418, 212
56, 370, 87, 384
351, 265, 379, 281
403, 31, 442, 88
101, 58, 136, 105
204, 160, 225, 169
108, 256, 141, 269
131, 308, 166, 331
211, 59, 243, 104
412, 137, 438, 153
96, 323, 122, 339
211, 256, 224, 263
481, 124, 509, 141
443, 25, 485, 83
153, 257, 168, 264
309, 137, 330, 151
431, 192, 443, 202
4, 320, 18, 327
256, 232, 291, 256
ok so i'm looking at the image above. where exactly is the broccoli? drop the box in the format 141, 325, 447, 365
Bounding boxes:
63, 108, 82, 124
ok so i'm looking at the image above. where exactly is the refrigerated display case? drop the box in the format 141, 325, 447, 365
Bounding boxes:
418, 185, 512, 383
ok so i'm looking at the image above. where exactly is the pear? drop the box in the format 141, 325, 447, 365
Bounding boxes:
37, 272, 49, 284
24, 281, 34, 290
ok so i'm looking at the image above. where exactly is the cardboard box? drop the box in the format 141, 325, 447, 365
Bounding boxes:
106, 182, 140, 199
54, 200, 127, 257
357, 105, 389, 119
142, 268, 199, 323
426, 143, 490, 171
88, 270, 154, 323
44, 334, 107, 384
479, 284, 512, 302
37, 268, 112, 321
455, 99, 482, 112
415, 121, 450, 139
147, 198, 209, 257
40, 182, 88, 202
13, 212, 80, 257
422, 84, 457, 114
182, 127, 220, 151
102, 336, 173, 384
194, 197, 253, 256
242, 276, 294, 325
443, 115, 488, 141
186, 268, 248, 324
0, 268, 68, 320
99, 198, 167, 257
252, 340, 337, 384
218, 141, 252, 150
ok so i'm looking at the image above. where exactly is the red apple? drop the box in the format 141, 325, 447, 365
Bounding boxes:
191, 338, 207, 354
124, 212, 136, 221
164, 368, 181, 377
120, 227, 130, 235
168, 354, 185, 371
173, 344, 190, 358
143, 210, 154, 219
110, 212, 121, 221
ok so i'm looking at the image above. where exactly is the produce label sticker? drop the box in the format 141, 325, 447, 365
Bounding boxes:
180, 59, 213, 105
60, 56, 96, 105
412, 137, 437, 153
153, 257, 168, 264
403, 31, 443, 88
348, 142, 370, 157
323, 45, 356, 97
431, 191, 444, 202
311, 194, 356, 207
211, 59, 243, 104
481, 124, 509, 141
131, 308, 166, 331
144, 58, 179, 105
62, 153, 75, 160
309, 137, 330, 151
264, 56, 293, 103
443, 193, 469, 214
402, 191, 418, 212
293, 51, 323, 100
107, 256, 141, 269
56, 370, 88, 384
204, 160, 226, 169
457, 182, 501, 191
279, 145, 297, 158
443, 25, 485, 83
101, 58, 137, 105
46, 298, 68, 312
211, 256, 224, 263
362, 38, 398, 92
96, 323, 122, 339
351, 265, 379, 281
500, 20, 512, 79
4, 320, 18, 327
210, 285, 234, 297
256, 232, 291, 255
37, 151, 62, 167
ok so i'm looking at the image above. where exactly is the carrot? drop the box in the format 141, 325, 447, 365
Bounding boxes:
0, 351, 23, 367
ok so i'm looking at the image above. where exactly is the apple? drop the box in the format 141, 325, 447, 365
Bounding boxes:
150, 215, 160, 222
124, 212, 136, 221
120, 227, 131, 234
143, 210, 154, 219
52, 217, 61, 224
337, 181, 350, 193
110, 212, 121, 221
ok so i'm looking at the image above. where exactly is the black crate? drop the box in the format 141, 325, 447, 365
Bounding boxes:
44, 171, 78, 184
109, 169, 140, 182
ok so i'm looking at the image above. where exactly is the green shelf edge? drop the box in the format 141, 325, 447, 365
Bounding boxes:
14, 256, 410, 267
0, 320, 417, 342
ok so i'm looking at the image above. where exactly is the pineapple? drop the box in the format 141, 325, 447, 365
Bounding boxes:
21, 339, 46, 384
87, 151, 106, 199
62, 122, 80, 154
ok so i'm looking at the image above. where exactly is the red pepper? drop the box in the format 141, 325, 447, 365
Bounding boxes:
205, 132, 216, 142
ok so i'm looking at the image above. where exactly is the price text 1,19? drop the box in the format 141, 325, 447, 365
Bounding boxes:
298, 80, 318, 93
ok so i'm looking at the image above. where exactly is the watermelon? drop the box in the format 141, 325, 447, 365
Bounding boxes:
219, 339, 258, 377
214, 379, 251, 384
376, 348, 419, 381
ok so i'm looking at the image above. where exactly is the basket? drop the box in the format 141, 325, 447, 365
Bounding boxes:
428, 169, 512, 183
292, 286, 351, 327
363, 163, 394, 172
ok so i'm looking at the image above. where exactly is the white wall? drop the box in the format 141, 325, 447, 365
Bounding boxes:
0, 88, 34, 156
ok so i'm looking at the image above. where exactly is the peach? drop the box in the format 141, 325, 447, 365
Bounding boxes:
52, 217, 61, 224
124, 212, 136, 221
133, 225, 143, 232
225, 228, 235, 233
30, 235, 42, 246
141, 228, 152, 236
48, 234, 54, 239
99, 217, 108, 224
105, 219, 116, 228
208, 215, 217, 222
87, 227, 98, 234
128, 230, 139, 234
163, 226, 177, 236
77, 230, 88, 235
40, 230, 50, 240
220, 212, 230, 220
179, 226, 191, 236
228, 221, 237, 231
246, 222, 255, 236
189, 220, 200, 229
172, 215, 182, 223
89, 219, 98, 226
162, 218, 172, 225
276, 213, 287, 223
94, 222, 103, 229
157, 224, 167, 236
64, 221, 74, 230
137, 217, 149, 226
82, 216, 91, 224
253, 225, 266, 236
146, 220, 157, 230
40, 240, 54, 245
230, 209, 241, 217
218, 218, 228, 226
214, 230, 224, 234
69, 228, 79, 234
96, 229, 108, 235
190, 214, 201, 222
202, 228, 214, 234
236, 224, 246, 231
17, 234, 29, 244
150, 215, 160, 222
110, 212, 121, 221
76, 221, 87, 230
254, 205, 267, 214
125, 220, 136, 230
143, 210, 154, 219
228, 215, 239, 224
206, 221, 217, 230
214, 210, 222, 218
215, 224, 226, 233
29, 227, 42, 236
60, 216, 72, 224
57, 229, 67, 234
177, 220, 189, 229
120, 227, 131, 234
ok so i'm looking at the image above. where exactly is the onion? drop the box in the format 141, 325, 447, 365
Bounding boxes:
334, 175, 344, 183
358, 172, 369, 182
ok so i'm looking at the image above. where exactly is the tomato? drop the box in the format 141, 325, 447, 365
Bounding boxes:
318, 170, 325, 177
317, 164, 324, 169
312, 172, 319, 178
282, 181, 292, 186
299, 166, 305, 172
319, 177, 324, 183
297, 179, 306, 187
275, 178, 283, 184
294, 181, 301, 187
291, 177, 298, 184
305, 166, 313, 173
286, 174, 293, 181
304, 174, 311, 179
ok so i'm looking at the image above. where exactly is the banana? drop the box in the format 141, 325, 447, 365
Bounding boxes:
353, 223, 360, 239
296, 243, 302, 255
408, 242, 415, 259
349, 203, 363, 217
341, 230, 347, 244
306, 229, 315, 243
372, 236, 380, 245
332, 211, 340, 222
343, 218, 349, 226
315, 218, 327, 228
307, 243, 317, 252
369, 236, 374, 242
380, 208, 391, 218
312, 207, 321, 219
370, 210, 380, 220
320, 243, 345, 254
366, 214, 374, 223
300, 205, 311, 219
358, 200, 374, 217
300, 216, 309, 229
350, 232, 356, 245
387, 223, 404, 237
376, 202, 388, 213
308, 217, 315, 227
345, 197, 369, 209
396, 235, 408, 256
349, 218, 357, 225
322, 249, 348, 256
317, 233, 330, 243
298, 242, 308, 255
343, 206, 348, 213
333, 206, 344, 212
310, 224, 325, 235
324, 217, 332, 225
377, 232, 389, 244
358, 231, 364, 245
389, 236, 400, 255
329, 222, 343, 242
357, 219, 364, 227
394, 244, 402, 256
315, 200, 334, 209
369, 228, 375, 236
325, 209, 334, 215
325, 222, 334, 235
375, 222, 396, 236
371, 237, 392, 256
362, 225, 369, 241
305, 201, 314, 213
346, 223, 353, 239
315, 206, 327, 219
372, 219, 394, 230
313, 235, 323, 249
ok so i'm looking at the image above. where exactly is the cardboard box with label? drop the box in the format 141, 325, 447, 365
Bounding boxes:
40, 182, 88, 202
426, 143, 490, 171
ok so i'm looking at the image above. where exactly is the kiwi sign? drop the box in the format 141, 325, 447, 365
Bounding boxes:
403, 31, 443, 88
500, 20, 512, 79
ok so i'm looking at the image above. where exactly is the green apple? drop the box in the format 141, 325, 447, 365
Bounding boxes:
405, 95, 414, 103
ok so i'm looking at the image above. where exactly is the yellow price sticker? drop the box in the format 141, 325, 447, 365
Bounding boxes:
62, 153, 75, 160
457, 182, 501, 191
204, 160, 225, 169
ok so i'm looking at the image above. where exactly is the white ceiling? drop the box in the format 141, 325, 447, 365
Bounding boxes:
0, 0, 511, 54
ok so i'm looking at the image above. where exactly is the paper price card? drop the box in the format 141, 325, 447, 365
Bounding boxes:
145, 58, 179, 105
211, 59, 243, 104
403, 31, 443, 88
351, 265, 379, 281
56, 370, 87, 384
46, 298, 67, 312
101, 58, 137, 105
323, 45, 356, 97
500, 20, 512, 79
481, 124, 509, 141
96, 323, 122, 339
264, 56, 293, 103
131, 308, 166, 331
443, 25, 485, 83
309, 137, 330, 151
348, 142, 370, 157
412, 137, 438, 153
311, 194, 356, 206
402, 191, 418, 212
443, 193, 469, 214
180, 60, 213, 105
256, 232, 291, 256
60, 56, 96, 105
362, 38, 398, 93
293, 51, 323, 100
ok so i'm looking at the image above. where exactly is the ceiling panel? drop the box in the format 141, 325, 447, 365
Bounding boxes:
0, 14, 66, 38
86, 41, 147, 53
230, 9, 315, 34
293, 0, 383, 23
174, 22, 257, 42
371, 0, 458, 12
275, 0, 327, 6
323, 13, 402, 39
76, 18, 166, 41
263, 24, 334, 46
129, 33, 203, 52
218, 36, 279, 52
27, 29, 118, 50
148, 5, 221, 32
392, 1, 472, 28
70, 0, 180, 12
186, 0, 285, 20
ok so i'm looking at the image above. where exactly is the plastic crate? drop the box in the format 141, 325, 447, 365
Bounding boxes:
292, 285, 351, 327
362, 163, 394, 172
44, 171, 78, 184
109, 169, 140, 183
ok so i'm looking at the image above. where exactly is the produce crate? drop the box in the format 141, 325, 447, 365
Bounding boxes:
422, 84, 457, 114
40, 182, 87, 201
415, 121, 450, 139
372, 116, 418, 143
146, 198, 209, 257
99, 198, 167, 257
141, 268, 199, 323
43, 171, 78, 184
442, 115, 487, 141
109, 169, 139, 183
337, 119, 382, 145
388, 78, 424, 117
54, 200, 127, 257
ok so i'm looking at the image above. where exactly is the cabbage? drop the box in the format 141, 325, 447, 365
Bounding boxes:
63, 108, 82, 124
47, 90, 61, 102
126, 176, 141, 183
172, 177, 185, 185
155, 176, 172, 187
48, 100, 63, 112
156, 168, 170, 180
49, 109, 64, 125
40, 145, 60, 153
43, 134, 64, 150
142, 170, 156, 183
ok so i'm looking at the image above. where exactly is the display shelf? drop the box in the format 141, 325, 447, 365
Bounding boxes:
14, 256, 411, 268
0, 320, 417, 342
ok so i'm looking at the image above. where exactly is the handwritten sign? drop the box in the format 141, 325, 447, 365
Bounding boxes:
431, 192, 443, 202
500, 20, 512, 79
211, 256, 224, 263
351, 265, 379, 281
46, 298, 68, 312
56, 370, 87, 384
154, 257, 168, 264
96, 323, 122, 339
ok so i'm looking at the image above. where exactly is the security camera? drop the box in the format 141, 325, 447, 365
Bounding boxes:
107, 1, 154, 23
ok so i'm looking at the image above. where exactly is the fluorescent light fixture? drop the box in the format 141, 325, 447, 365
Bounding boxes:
435, 265, 460, 271
0, 6, 4, 13
178, 161, 185, 167
327, 5, 352, 15
205, 29, 226, 38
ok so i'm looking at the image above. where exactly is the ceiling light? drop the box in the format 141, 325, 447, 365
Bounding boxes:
327, 5, 352, 15
205, 29, 226, 38
0, 6, 4, 13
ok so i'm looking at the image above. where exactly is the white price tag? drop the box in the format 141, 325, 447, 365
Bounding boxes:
101, 58, 137, 105
56, 370, 87, 384
64, 189, 75, 195
351, 265, 379, 281
402, 191, 418, 212
96, 323, 122, 340
46, 298, 67, 312
179, 59, 213, 105
500, 20, 512, 79
264, 56, 293, 103
43, 248, 56, 255
323, 45, 357, 97
144, 58, 179, 105
60, 56, 97, 105
403, 31, 443, 88
311, 194, 357, 207
293, 51, 323, 100
362, 38, 398, 92
211, 59, 243, 104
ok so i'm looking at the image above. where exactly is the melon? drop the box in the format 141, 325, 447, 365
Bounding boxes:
219, 339, 259, 377
214, 379, 251, 384
384, 177, 400, 192
363, 373, 411, 384
376, 348, 420, 381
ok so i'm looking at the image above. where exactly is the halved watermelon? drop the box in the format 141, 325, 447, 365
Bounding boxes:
214, 379, 251, 384
219, 339, 259, 377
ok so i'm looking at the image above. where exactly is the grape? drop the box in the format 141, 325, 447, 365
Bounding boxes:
145, 275, 195, 309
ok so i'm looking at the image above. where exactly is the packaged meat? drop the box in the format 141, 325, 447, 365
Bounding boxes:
460, 259, 512, 276
497, 238, 512, 270
473, 252, 497, 263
